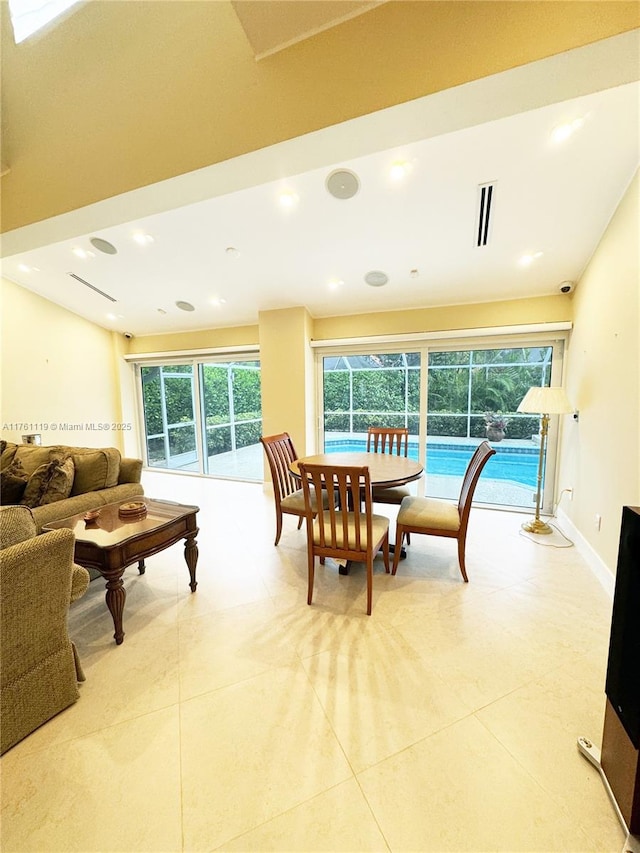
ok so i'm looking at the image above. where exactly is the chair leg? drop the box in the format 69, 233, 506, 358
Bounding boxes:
274, 510, 283, 546
457, 535, 469, 582
297, 516, 304, 530
406, 532, 411, 545
382, 534, 390, 573
392, 527, 405, 575
366, 557, 373, 615
307, 550, 315, 605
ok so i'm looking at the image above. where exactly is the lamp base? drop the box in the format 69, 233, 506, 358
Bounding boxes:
522, 517, 553, 535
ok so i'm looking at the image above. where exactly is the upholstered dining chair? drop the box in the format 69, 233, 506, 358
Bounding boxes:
392, 440, 496, 580
260, 432, 336, 546
298, 462, 390, 615
366, 426, 412, 507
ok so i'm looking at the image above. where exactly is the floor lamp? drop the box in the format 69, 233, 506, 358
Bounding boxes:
517, 386, 573, 534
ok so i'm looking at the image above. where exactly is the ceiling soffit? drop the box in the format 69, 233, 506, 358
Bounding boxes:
230, 0, 385, 59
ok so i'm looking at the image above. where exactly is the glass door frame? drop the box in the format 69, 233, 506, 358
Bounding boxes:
133, 349, 262, 481
314, 330, 568, 514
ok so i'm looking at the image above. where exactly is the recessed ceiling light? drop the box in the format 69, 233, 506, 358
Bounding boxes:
18, 263, 33, 272
389, 160, 411, 180
328, 279, 344, 290
278, 190, 298, 208
519, 251, 544, 267
132, 232, 154, 246
106, 313, 118, 321
550, 117, 586, 144
90, 237, 118, 255
72, 247, 95, 259
210, 298, 227, 307
157, 308, 167, 315
410, 269, 419, 278
225, 247, 240, 257
364, 270, 389, 287
175, 300, 195, 312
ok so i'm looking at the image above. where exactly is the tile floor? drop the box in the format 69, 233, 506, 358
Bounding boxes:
1, 470, 627, 852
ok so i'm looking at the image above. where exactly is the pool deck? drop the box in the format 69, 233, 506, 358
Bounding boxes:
157, 433, 536, 509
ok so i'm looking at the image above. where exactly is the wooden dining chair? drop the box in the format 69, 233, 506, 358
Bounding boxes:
259, 433, 309, 546
392, 440, 496, 580
298, 462, 390, 615
366, 427, 412, 506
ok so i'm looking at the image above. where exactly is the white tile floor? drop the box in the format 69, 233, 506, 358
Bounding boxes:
1, 470, 627, 852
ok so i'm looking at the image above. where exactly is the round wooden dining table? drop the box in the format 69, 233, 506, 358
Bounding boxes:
289, 451, 423, 489
289, 452, 424, 574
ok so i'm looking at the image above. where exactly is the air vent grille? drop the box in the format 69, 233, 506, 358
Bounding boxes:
476, 182, 496, 247
67, 272, 117, 302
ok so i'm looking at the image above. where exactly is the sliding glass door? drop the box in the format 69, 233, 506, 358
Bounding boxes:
318, 337, 565, 512
138, 357, 262, 480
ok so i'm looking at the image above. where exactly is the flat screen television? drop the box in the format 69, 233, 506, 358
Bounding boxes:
605, 505, 640, 749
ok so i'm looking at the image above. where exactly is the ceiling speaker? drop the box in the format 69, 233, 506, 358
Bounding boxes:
90, 237, 118, 255
364, 270, 389, 287
326, 169, 360, 200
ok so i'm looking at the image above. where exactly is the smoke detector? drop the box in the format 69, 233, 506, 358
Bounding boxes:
326, 169, 360, 200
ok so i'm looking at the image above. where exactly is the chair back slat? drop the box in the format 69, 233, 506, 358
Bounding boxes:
457, 440, 496, 522
299, 463, 373, 555
367, 427, 409, 457
260, 433, 299, 500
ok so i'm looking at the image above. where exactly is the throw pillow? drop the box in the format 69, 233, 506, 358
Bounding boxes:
0, 470, 29, 505
0, 441, 18, 471
21, 457, 75, 508
69, 448, 120, 495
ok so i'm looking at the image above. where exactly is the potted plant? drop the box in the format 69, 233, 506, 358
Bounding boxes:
484, 412, 509, 442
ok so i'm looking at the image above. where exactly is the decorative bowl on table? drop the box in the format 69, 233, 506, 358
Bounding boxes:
83, 509, 101, 523
118, 500, 147, 520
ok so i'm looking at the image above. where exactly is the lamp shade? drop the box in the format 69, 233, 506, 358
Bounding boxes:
517, 386, 573, 415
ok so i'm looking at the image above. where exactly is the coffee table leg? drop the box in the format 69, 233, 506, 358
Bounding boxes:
185, 534, 198, 592
138, 559, 146, 574
105, 576, 126, 645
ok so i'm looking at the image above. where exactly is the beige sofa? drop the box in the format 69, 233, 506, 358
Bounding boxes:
0, 441, 144, 531
0, 505, 90, 754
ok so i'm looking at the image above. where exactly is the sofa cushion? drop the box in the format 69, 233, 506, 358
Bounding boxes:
0, 470, 29, 505
0, 505, 37, 547
0, 441, 18, 471
21, 457, 75, 508
65, 447, 121, 495
13, 445, 53, 477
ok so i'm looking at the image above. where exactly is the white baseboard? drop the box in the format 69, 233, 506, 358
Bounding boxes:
556, 507, 615, 599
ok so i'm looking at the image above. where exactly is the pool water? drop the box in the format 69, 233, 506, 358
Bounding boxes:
324, 438, 539, 488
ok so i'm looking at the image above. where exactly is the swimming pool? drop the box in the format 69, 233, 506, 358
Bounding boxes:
324, 438, 539, 488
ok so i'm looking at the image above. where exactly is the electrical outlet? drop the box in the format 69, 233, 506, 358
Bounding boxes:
595, 513, 602, 531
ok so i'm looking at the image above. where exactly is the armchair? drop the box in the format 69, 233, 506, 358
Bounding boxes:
1, 506, 89, 754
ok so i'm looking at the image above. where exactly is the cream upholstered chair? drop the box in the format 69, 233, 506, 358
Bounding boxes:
1, 505, 89, 754
260, 433, 335, 546
392, 440, 495, 580
299, 462, 390, 615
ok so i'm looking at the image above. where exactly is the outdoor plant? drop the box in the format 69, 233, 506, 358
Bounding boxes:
484, 412, 510, 431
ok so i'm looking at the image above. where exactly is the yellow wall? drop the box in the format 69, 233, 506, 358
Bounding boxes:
2, 0, 638, 231
313, 295, 572, 340
0, 278, 124, 449
125, 325, 260, 356
558, 170, 640, 572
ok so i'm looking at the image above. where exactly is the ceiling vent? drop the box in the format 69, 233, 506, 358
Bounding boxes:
475, 182, 496, 247
326, 169, 360, 200
67, 272, 117, 302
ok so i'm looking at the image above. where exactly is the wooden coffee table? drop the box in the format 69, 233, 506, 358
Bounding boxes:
44, 497, 199, 645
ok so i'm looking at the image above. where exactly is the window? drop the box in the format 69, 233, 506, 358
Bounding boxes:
9, 0, 81, 44
317, 335, 565, 513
